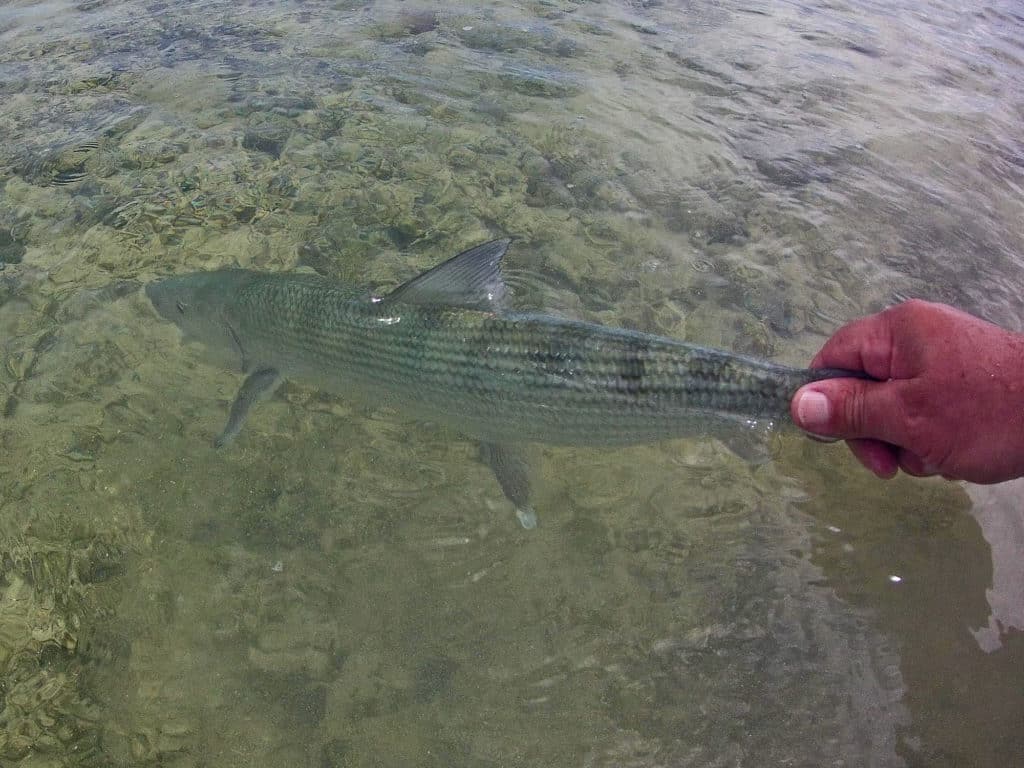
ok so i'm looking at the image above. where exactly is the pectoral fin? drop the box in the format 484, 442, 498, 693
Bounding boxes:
214, 368, 282, 448
479, 441, 537, 529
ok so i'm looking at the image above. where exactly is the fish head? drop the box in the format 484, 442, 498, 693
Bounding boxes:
146, 270, 249, 360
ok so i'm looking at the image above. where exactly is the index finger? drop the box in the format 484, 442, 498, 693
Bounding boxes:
811, 311, 896, 380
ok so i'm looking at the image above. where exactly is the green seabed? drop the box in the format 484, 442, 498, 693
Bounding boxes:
1, 0, 1022, 766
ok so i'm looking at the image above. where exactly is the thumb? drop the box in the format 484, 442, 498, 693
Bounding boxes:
790, 378, 904, 443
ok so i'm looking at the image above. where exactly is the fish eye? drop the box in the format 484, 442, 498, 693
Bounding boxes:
176, 301, 187, 314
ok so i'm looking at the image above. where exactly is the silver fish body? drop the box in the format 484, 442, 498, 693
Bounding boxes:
147, 239, 858, 526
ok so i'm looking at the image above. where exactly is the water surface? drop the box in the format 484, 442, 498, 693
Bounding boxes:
1, 1, 1023, 765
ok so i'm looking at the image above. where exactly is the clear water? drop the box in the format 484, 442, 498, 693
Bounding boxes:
1, 1, 1022, 765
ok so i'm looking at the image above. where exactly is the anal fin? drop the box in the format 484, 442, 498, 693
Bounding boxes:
713, 418, 775, 465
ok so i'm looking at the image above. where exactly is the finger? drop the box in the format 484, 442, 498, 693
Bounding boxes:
847, 438, 899, 479
809, 312, 897, 380
896, 448, 939, 477
791, 378, 910, 446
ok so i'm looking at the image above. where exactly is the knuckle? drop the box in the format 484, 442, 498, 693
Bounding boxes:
839, 383, 867, 435
892, 385, 926, 437
898, 297, 935, 317
931, 442, 957, 473
899, 410, 953, 471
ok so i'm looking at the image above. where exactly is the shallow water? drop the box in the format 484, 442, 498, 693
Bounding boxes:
1, 1, 1022, 765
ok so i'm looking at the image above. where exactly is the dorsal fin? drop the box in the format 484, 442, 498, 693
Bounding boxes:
382, 238, 511, 311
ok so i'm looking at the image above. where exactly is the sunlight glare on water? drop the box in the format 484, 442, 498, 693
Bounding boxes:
1, 1, 1023, 766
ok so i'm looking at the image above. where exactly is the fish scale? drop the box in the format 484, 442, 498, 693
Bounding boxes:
221, 274, 843, 446
147, 239, 862, 526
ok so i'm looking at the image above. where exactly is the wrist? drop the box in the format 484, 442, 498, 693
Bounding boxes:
982, 327, 1024, 481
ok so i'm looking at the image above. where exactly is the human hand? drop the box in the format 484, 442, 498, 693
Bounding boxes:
790, 300, 1024, 484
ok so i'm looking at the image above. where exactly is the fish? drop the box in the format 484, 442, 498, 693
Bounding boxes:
146, 238, 861, 528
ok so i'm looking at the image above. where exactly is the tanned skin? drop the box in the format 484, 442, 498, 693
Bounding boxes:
791, 300, 1024, 484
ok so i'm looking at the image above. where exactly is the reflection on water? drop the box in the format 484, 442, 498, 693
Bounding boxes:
967, 480, 1024, 652
1, 0, 1022, 765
